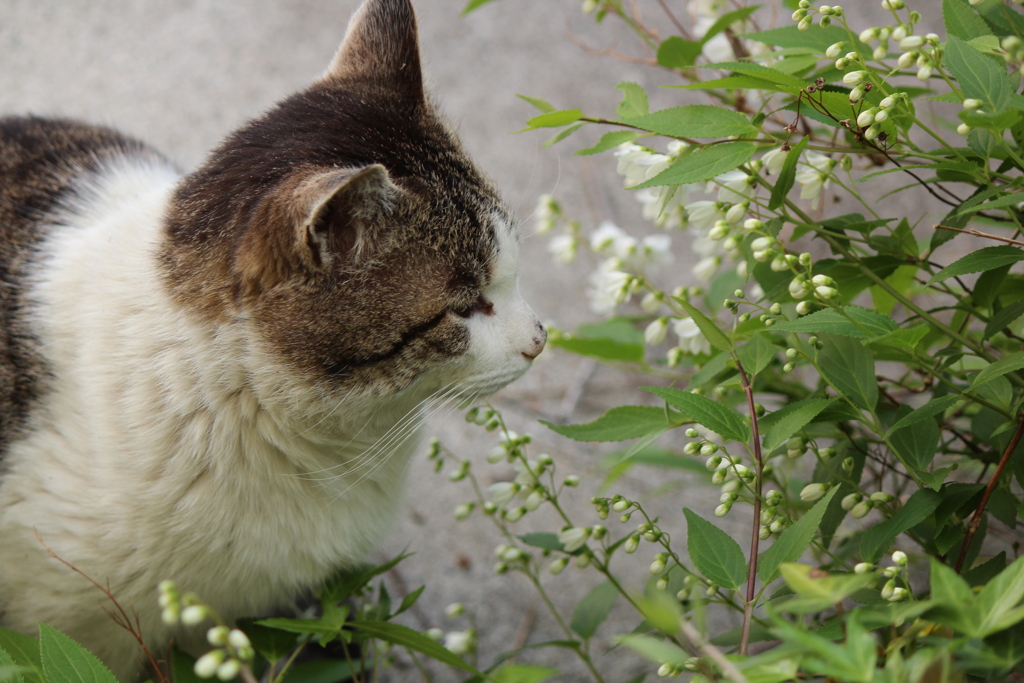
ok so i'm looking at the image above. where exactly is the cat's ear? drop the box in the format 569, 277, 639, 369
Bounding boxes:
319, 0, 424, 102
295, 165, 398, 270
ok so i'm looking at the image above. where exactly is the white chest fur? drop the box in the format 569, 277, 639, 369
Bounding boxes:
0, 158, 421, 679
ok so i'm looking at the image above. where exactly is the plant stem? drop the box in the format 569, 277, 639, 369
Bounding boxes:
934, 224, 1024, 247
734, 359, 763, 657
954, 413, 1024, 574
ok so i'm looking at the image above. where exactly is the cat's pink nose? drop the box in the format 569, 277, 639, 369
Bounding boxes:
522, 321, 547, 361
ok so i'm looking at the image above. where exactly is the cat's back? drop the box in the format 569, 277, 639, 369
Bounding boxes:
0, 116, 169, 456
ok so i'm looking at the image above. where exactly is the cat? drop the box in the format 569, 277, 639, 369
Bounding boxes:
0, 0, 545, 679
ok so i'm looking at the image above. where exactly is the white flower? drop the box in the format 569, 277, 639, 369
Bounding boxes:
513, 459, 541, 487
548, 234, 577, 264
558, 526, 591, 552
444, 630, 475, 655
487, 482, 519, 507
534, 194, 559, 234
588, 259, 633, 315
794, 152, 835, 209
693, 256, 721, 282
761, 147, 789, 175
640, 292, 663, 313
673, 318, 712, 355
711, 169, 754, 203
640, 234, 673, 265
645, 318, 669, 345
589, 221, 628, 255
614, 143, 650, 185
685, 200, 723, 231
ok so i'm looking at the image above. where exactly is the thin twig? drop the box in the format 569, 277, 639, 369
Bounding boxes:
35, 532, 169, 683
954, 413, 1024, 574
679, 619, 749, 683
934, 224, 1024, 247
735, 359, 763, 657
655, 0, 691, 39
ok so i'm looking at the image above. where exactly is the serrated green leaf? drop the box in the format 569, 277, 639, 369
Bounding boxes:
632, 142, 758, 189
768, 135, 809, 211
944, 34, 1011, 111
236, 618, 300, 662
642, 387, 750, 442
944, 0, 995, 40
548, 336, 644, 363
657, 37, 702, 70
622, 105, 756, 139
570, 581, 618, 639
524, 109, 583, 129
736, 332, 775, 376
978, 555, 1024, 635
699, 62, 807, 91
615, 82, 649, 118
350, 620, 483, 675
890, 417, 940, 471
778, 563, 875, 613
927, 559, 980, 636
758, 488, 839, 584
987, 299, 1024, 339
762, 398, 836, 453
673, 75, 789, 92
818, 334, 878, 412
38, 624, 117, 683
674, 297, 732, 352
0, 646, 23, 683
0, 630, 41, 683
741, 24, 856, 51
885, 395, 960, 437
772, 306, 898, 338
575, 131, 640, 156
959, 107, 1021, 130
861, 489, 942, 562
972, 351, 1024, 387
515, 94, 555, 113
257, 613, 347, 637
541, 406, 674, 442
543, 122, 583, 148
683, 509, 747, 590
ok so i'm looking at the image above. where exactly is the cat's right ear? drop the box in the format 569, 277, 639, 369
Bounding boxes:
318, 0, 424, 103
295, 165, 398, 271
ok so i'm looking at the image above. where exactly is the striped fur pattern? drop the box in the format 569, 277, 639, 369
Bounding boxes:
0, 1, 544, 679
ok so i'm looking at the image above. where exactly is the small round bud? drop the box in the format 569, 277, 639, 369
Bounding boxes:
684, 427, 699, 438
549, 557, 569, 575
714, 503, 732, 517
445, 603, 465, 619
700, 442, 719, 456
892, 550, 908, 566
841, 493, 862, 510
208, 626, 230, 647
826, 42, 844, 59
759, 526, 772, 540
195, 651, 227, 679
800, 483, 828, 502
181, 605, 209, 626
706, 455, 723, 471
854, 562, 874, 574
624, 535, 640, 554
851, 500, 873, 518
564, 475, 580, 487
870, 492, 895, 503
957, 123, 971, 136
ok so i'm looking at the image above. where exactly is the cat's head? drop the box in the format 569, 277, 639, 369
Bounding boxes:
162, 0, 544, 415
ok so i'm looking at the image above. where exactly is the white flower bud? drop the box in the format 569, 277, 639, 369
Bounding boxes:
870, 492, 894, 503
641, 292, 662, 313
851, 500, 873, 518
857, 108, 877, 127
216, 660, 241, 681
800, 483, 827, 502
963, 98, 983, 110
711, 468, 727, 485
181, 605, 209, 626
558, 526, 590, 552
849, 86, 864, 103
789, 277, 810, 299
715, 503, 732, 517
725, 202, 748, 225
445, 603, 465, 619
841, 493, 862, 510
880, 579, 896, 600
650, 558, 666, 575
751, 236, 772, 251
706, 455, 723, 470
743, 218, 764, 231
899, 35, 924, 50
759, 525, 772, 540
883, 565, 902, 578
863, 125, 879, 141
897, 50, 916, 69
549, 557, 569, 575
487, 482, 519, 507
843, 70, 866, 86
854, 562, 874, 574
770, 254, 789, 272
889, 587, 908, 601
859, 28, 877, 43
891, 24, 907, 41
504, 506, 525, 522
444, 630, 475, 655
879, 96, 896, 109
957, 123, 971, 136
873, 44, 888, 61
826, 42, 845, 58
426, 628, 443, 641
892, 550, 908, 566
815, 285, 837, 300
624, 535, 639, 553
917, 65, 932, 80
564, 475, 580, 487
873, 109, 889, 123
194, 651, 226, 679
208, 626, 230, 647
700, 442, 718, 456
645, 318, 668, 346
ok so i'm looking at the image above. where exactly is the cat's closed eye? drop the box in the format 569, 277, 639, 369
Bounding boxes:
453, 295, 494, 319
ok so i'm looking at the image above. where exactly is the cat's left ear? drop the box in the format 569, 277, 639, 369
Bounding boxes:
319, 0, 424, 103
294, 165, 399, 271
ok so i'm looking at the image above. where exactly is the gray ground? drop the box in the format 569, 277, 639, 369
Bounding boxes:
0, 1, 944, 682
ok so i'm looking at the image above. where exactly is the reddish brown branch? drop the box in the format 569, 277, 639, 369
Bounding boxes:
954, 414, 1024, 574
735, 359, 763, 656
934, 224, 1024, 247
35, 532, 169, 683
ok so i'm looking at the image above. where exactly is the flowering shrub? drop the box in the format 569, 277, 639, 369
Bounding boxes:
432, 0, 1024, 681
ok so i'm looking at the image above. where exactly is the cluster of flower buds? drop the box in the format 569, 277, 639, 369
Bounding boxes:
658, 662, 685, 678
444, 628, 476, 655
465, 405, 502, 432
855, 92, 907, 140
792, 2, 844, 30
856, 550, 911, 602
195, 627, 254, 680
1003, 36, 1024, 75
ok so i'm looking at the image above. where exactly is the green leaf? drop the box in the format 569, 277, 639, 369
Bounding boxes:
758, 488, 839, 585
927, 559, 980, 636
575, 131, 640, 156
657, 37, 702, 69
281, 660, 359, 683
701, 6, 759, 45
642, 387, 751, 442
257, 613, 348, 638
972, 351, 1024, 387
0, 630, 41, 683
615, 82, 649, 118
349, 620, 483, 675
772, 306, 898, 339
890, 417, 940, 471
985, 299, 1024, 338
674, 74, 789, 93
542, 406, 674, 442
460, 0, 500, 16
570, 581, 619, 639
632, 142, 758, 189
622, 105, 756, 139
741, 24, 855, 51
885, 395, 960, 437
524, 110, 583, 129
944, 0, 996, 40
549, 337, 644, 363
768, 135, 809, 211
736, 332, 775, 376
38, 624, 117, 683
944, 34, 1010, 111
929, 245, 1024, 282
0, 646, 23, 683
817, 335, 878, 412
236, 618, 299, 663
959, 107, 1021, 130
860, 489, 942, 562
515, 94, 555, 113
518, 533, 563, 552
762, 398, 837, 453
778, 563, 875, 613
978, 555, 1024, 635
170, 650, 204, 683
674, 297, 732, 352
683, 509, 747, 590
322, 553, 410, 605
543, 122, 583, 148
699, 62, 807, 92
619, 635, 689, 667
490, 664, 560, 683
